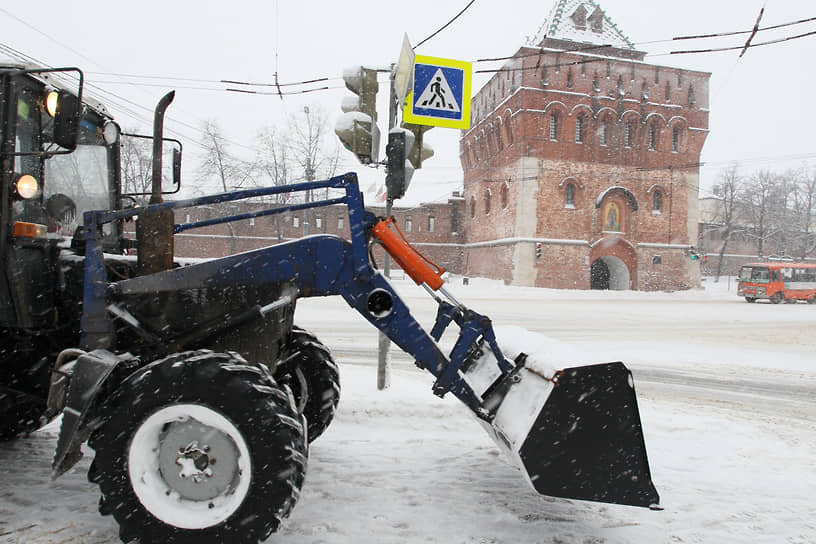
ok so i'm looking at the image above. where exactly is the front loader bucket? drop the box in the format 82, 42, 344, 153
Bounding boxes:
517, 362, 659, 507
465, 329, 659, 509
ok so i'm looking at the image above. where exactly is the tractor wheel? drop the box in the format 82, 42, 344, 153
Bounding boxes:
275, 326, 340, 443
808, 296, 816, 305
744, 297, 757, 303
770, 292, 784, 304
0, 391, 45, 440
88, 350, 307, 544
0, 349, 52, 441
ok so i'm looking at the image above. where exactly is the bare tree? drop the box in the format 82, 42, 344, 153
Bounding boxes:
792, 168, 816, 259
289, 106, 340, 236
288, 106, 340, 187
255, 126, 292, 239
770, 169, 801, 257
256, 106, 341, 236
256, 126, 291, 202
740, 169, 779, 258
120, 132, 153, 203
710, 164, 743, 281
198, 120, 255, 253
199, 121, 255, 193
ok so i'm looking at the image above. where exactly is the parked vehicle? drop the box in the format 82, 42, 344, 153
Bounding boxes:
738, 261, 816, 304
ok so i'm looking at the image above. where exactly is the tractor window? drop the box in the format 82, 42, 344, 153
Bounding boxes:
43, 107, 114, 237
11, 88, 46, 224
13, 90, 41, 172
45, 145, 111, 236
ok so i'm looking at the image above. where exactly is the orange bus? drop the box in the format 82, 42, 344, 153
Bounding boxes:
737, 261, 816, 304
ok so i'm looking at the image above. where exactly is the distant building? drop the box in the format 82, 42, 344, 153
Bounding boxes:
172, 195, 466, 277
460, 0, 711, 290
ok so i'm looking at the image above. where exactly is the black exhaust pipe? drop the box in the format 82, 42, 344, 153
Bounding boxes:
137, 91, 175, 276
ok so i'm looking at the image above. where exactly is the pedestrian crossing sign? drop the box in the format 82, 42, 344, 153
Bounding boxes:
403, 55, 471, 130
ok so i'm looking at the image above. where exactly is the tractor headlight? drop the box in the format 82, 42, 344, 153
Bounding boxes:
46, 90, 60, 117
102, 121, 120, 145
14, 174, 39, 199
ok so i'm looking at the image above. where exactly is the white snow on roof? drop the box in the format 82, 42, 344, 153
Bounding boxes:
528, 0, 635, 50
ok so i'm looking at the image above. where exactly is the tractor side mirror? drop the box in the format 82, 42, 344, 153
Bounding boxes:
51, 91, 81, 151
172, 146, 182, 190
120, 134, 182, 196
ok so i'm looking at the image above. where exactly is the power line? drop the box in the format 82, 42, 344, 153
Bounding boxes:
672, 14, 816, 41
670, 28, 816, 56
415, 0, 478, 48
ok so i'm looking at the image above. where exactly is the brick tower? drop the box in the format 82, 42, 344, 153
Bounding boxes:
460, 0, 710, 290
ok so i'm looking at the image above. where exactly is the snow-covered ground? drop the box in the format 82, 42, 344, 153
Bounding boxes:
1, 277, 814, 543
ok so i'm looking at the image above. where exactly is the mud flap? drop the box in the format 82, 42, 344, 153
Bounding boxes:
517, 362, 659, 507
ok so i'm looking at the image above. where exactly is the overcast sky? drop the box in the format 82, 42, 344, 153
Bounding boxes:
2, 0, 814, 204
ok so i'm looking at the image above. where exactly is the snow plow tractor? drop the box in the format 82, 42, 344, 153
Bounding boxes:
1, 65, 659, 543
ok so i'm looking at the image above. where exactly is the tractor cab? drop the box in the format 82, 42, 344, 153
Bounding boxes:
1, 65, 122, 330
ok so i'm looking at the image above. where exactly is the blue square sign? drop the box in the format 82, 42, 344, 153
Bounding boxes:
403, 55, 471, 129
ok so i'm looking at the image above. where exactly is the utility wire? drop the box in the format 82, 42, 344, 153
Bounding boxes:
415, 0, 478, 48
673, 15, 816, 41
60, 14, 816, 92
671, 28, 816, 55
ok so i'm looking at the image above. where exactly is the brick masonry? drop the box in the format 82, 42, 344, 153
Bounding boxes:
459, 37, 710, 290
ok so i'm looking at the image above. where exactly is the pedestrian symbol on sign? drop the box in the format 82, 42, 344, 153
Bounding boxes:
416, 69, 460, 113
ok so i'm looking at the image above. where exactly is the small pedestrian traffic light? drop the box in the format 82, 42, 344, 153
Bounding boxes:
535, 242, 542, 259
385, 129, 416, 200
686, 246, 703, 260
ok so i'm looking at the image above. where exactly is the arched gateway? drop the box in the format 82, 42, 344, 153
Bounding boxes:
590, 237, 637, 290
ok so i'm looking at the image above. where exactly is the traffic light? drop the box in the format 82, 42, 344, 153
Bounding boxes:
335, 66, 380, 164
535, 242, 542, 259
401, 122, 434, 169
686, 246, 704, 260
385, 128, 415, 200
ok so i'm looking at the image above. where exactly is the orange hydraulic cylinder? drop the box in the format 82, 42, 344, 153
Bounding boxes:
372, 217, 445, 290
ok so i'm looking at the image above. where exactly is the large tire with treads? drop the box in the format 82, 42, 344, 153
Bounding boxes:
0, 391, 44, 440
276, 327, 340, 443
88, 350, 307, 544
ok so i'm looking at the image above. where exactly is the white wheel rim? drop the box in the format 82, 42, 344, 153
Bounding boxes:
128, 403, 252, 529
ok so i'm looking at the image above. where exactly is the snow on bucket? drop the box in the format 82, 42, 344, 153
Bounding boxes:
463, 326, 660, 508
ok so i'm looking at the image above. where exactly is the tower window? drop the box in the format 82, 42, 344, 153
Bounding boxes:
549, 113, 558, 141
648, 125, 657, 150
565, 184, 576, 208
624, 121, 634, 147
672, 127, 680, 152
653, 191, 663, 213
575, 115, 585, 144
600, 120, 608, 146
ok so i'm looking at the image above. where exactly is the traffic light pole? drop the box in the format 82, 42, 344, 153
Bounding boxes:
377, 65, 398, 390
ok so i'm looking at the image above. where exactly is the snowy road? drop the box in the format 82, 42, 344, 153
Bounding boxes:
1, 278, 814, 543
